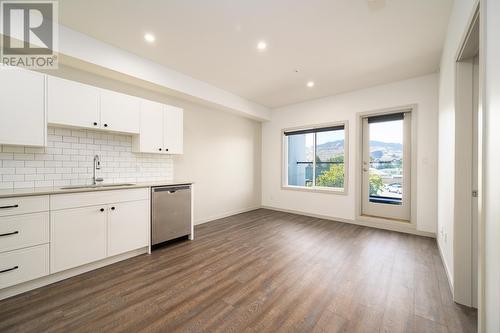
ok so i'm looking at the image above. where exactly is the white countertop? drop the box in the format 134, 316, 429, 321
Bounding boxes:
0, 181, 193, 199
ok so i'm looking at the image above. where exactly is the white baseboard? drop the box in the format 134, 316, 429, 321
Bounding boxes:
194, 206, 261, 225
261, 205, 436, 238
437, 239, 454, 295
0, 247, 148, 301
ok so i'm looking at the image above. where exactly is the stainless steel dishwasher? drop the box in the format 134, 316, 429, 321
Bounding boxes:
151, 184, 192, 246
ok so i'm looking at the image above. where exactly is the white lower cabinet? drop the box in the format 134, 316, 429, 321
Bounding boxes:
108, 200, 149, 257
51, 205, 107, 273
50, 189, 150, 273
0, 244, 49, 289
0, 190, 150, 296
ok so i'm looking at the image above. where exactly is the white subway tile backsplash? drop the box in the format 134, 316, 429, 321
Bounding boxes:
3, 160, 25, 168
3, 174, 25, 181
0, 182, 14, 189
0, 126, 174, 188
34, 154, 54, 161
45, 174, 62, 180
0, 153, 13, 160
16, 167, 36, 174
14, 181, 35, 188
2, 146, 25, 153
25, 161, 45, 168
25, 174, 44, 181
14, 153, 34, 160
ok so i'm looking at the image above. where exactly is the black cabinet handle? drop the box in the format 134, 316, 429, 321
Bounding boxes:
0, 204, 18, 210
0, 266, 18, 274
93, 122, 98, 126
100, 208, 105, 212
0, 231, 19, 237
104, 124, 108, 127
158, 148, 162, 151
165, 148, 169, 152
111, 206, 115, 210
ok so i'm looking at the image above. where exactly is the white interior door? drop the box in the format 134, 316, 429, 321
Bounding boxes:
362, 112, 411, 221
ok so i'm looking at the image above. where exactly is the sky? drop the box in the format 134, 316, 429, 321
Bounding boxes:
369, 120, 403, 144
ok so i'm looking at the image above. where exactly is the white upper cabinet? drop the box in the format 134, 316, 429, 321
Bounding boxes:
47, 76, 100, 130
100, 90, 140, 134
133, 99, 165, 153
0, 68, 46, 147
133, 101, 183, 154
2, 71, 183, 153
47, 76, 140, 134
164, 105, 183, 154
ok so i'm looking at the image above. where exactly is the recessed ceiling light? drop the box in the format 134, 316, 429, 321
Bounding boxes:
144, 33, 156, 43
257, 41, 267, 51
307, 81, 315, 88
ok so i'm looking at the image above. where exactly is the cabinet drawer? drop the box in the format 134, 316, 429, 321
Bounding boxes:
0, 244, 49, 289
0, 196, 49, 217
50, 188, 149, 210
0, 212, 49, 253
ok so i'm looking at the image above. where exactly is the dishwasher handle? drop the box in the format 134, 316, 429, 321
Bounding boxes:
153, 185, 191, 193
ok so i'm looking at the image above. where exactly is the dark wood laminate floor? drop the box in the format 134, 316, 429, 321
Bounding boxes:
0, 209, 476, 333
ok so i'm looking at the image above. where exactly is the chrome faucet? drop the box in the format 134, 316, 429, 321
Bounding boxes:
92, 154, 104, 185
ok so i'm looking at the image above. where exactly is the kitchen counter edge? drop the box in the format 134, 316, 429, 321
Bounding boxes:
0, 181, 194, 199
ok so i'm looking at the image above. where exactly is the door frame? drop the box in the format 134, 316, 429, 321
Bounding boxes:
355, 104, 418, 229
361, 112, 411, 221
453, 0, 483, 322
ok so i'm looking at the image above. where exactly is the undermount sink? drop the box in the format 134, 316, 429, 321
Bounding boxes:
60, 183, 136, 190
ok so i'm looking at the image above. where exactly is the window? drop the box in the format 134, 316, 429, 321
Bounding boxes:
283, 123, 347, 192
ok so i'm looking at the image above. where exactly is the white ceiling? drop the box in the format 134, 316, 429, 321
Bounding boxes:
58, 0, 452, 108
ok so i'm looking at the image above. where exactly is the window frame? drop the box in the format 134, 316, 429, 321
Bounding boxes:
281, 120, 349, 195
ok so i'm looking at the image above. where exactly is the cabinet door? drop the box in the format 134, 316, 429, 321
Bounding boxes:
47, 76, 100, 129
0, 68, 46, 146
164, 105, 183, 154
100, 89, 140, 134
134, 99, 164, 153
51, 205, 107, 273
107, 200, 149, 257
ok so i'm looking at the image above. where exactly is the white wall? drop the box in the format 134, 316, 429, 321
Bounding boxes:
439, 0, 500, 329
262, 74, 439, 234
483, 0, 500, 330
437, 0, 478, 295
173, 105, 261, 225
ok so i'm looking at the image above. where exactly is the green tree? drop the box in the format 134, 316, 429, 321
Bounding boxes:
315, 155, 344, 188
369, 174, 384, 195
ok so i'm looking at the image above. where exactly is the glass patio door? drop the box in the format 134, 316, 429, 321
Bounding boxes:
361, 112, 411, 221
